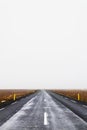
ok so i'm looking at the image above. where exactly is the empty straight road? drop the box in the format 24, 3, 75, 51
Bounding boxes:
0, 90, 87, 130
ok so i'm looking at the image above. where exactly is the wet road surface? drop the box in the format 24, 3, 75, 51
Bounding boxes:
0, 90, 87, 130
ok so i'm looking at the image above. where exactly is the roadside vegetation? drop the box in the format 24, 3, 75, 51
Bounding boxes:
0, 89, 36, 103
52, 89, 87, 102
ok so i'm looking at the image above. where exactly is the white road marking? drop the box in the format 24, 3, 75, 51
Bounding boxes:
21, 96, 37, 110
71, 100, 76, 103
0, 96, 37, 130
0, 108, 5, 111
44, 112, 48, 125
11, 102, 17, 105
22, 102, 33, 110
65, 98, 68, 99
28, 96, 37, 103
44, 99, 46, 102
83, 105, 87, 108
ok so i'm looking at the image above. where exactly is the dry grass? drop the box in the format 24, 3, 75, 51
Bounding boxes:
52, 89, 87, 102
0, 89, 36, 102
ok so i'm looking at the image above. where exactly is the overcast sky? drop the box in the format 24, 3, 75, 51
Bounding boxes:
0, 0, 87, 89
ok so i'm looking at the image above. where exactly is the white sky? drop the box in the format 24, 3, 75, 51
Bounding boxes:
0, 0, 87, 89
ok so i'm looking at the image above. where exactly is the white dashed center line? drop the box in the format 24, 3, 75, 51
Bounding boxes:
44, 112, 48, 125
44, 99, 46, 102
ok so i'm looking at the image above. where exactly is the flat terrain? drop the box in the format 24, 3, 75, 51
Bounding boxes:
52, 90, 87, 102
0, 90, 87, 130
0, 89, 36, 103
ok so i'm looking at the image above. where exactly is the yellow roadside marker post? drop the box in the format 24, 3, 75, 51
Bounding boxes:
78, 93, 80, 101
13, 94, 16, 101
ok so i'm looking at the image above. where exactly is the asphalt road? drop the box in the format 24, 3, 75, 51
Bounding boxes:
48, 91, 87, 122
0, 92, 38, 126
0, 90, 87, 130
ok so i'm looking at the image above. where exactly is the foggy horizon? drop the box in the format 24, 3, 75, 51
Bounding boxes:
0, 0, 87, 89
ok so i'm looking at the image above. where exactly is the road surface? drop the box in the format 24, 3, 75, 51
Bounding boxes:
0, 90, 87, 130
49, 91, 87, 122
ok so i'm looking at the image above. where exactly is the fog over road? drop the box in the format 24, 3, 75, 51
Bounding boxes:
0, 91, 87, 130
